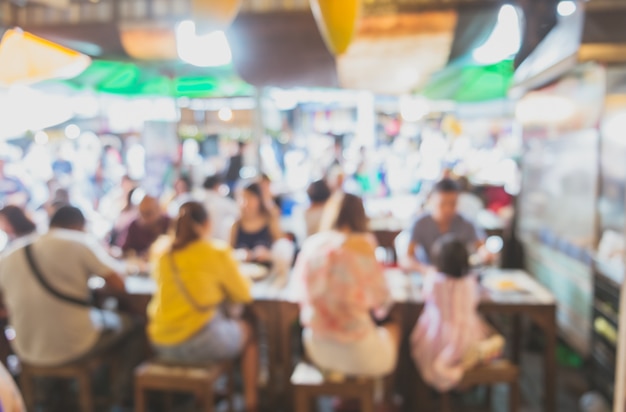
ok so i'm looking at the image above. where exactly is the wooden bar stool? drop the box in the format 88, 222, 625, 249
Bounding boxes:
134, 361, 235, 412
291, 362, 377, 412
20, 356, 106, 412
440, 360, 520, 412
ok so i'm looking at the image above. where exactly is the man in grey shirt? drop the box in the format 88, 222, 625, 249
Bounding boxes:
405, 178, 485, 273
0, 206, 143, 410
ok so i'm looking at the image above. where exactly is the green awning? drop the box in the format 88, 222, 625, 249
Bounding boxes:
55, 59, 254, 98
421, 59, 514, 102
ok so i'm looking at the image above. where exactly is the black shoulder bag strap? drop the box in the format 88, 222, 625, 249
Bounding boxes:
23, 244, 93, 307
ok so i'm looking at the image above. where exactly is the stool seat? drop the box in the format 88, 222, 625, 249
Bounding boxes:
134, 360, 234, 412
458, 359, 519, 389
291, 362, 377, 412
136, 362, 223, 381
440, 360, 520, 412
20, 356, 108, 412
21, 357, 103, 376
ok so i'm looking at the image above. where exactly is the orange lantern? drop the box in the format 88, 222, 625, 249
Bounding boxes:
120, 24, 178, 61
310, 0, 361, 55
191, 0, 242, 33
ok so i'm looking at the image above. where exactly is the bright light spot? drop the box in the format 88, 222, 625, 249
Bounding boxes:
557, 1, 577, 17
4, 327, 16, 341
72, 94, 99, 118
65, 124, 81, 140
176, 21, 232, 67
126, 144, 146, 180
182, 139, 200, 165
486, 236, 504, 254
34, 131, 49, 145
240, 166, 257, 180
473, 5, 522, 64
218, 107, 233, 122
131, 188, 146, 205
396, 67, 421, 87
88, 277, 106, 289
271, 89, 299, 111
516, 95, 577, 124
400, 96, 430, 122
177, 97, 191, 108
153, 99, 180, 122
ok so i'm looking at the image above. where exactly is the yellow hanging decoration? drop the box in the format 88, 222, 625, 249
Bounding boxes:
310, 0, 361, 55
0, 29, 91, 87
191, 0, 242, 32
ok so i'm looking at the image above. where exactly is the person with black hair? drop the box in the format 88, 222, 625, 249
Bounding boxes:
167, 175, 196, 217
231, 182, 282, 264
0, 205, 36, 245
123, 196, 171, 257
0, 206, 143, 409
404, 178, 486, 273
223, 141, 246, 194
305, 179, 331, 237
202, 175, 239, 242
410, 234, 503, 391
0, 158, 28, 207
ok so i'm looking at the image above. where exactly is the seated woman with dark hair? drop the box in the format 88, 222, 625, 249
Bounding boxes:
231, 182, 282, 265
0, 205, 37, 245
148, 202, 259, 412
294, 193, 400, 381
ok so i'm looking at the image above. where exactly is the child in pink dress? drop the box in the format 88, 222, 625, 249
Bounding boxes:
411, 234, 502, 392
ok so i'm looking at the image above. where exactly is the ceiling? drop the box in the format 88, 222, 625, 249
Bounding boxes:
0, 0, 595, 92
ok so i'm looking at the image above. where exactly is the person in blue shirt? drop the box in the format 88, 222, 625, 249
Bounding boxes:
0, 159, 27, 207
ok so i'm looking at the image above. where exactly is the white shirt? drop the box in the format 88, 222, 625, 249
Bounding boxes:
203, 190, 240, 243
457, 192, 485, 223
0, 229, 124, 366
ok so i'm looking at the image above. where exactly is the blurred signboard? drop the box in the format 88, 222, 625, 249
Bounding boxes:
517, 63, 606, 356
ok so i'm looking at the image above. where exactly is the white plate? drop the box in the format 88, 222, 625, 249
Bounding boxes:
239, 263, 270, 280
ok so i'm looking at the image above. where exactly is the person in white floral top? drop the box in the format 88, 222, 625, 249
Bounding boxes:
0, 363, 25, 412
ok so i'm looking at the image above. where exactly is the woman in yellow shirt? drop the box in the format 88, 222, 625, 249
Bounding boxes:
148, 201, 259, 411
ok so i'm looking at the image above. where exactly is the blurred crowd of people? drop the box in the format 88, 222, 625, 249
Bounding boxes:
0, 132, 518, 412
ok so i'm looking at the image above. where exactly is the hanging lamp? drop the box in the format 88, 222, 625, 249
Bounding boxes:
190, 0, 243, 33
310, 0, 361, 55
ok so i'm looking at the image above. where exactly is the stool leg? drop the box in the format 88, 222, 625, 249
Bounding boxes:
509, 382, 520, 412
203, 389, 215, 412
294, 388, 311, 412
227, 364, 235, 412
441, 393, 452, 412
486, 386, 493, 411
134, 386, 146, 412
164, 393, 174, 411
77, 373, 94, 412
19, 372, 36, 411
360, 393, 375, 412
